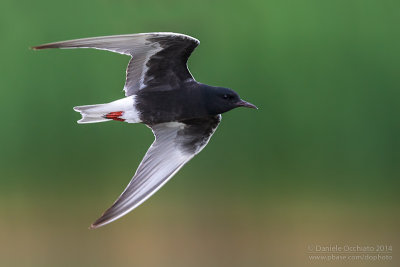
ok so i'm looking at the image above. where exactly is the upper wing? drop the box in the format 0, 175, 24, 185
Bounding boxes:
32, 32, 200, 96
90, 115, 221, 229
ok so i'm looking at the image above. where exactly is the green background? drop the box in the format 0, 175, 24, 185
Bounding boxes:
0, 0, 399, 266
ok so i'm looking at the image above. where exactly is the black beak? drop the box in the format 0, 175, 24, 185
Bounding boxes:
236, 99, 258, 109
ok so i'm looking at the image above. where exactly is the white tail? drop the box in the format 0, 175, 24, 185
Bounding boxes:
73, 104, 111, 124
73, 96, 141, 124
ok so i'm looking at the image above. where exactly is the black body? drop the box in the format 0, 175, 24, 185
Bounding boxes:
136, 81, 242, 125
32, 33, 257, 229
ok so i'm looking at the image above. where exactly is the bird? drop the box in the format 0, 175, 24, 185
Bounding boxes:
33, 32, 257, 229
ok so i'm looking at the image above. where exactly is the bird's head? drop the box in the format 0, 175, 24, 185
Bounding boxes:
205, 87, 258, 115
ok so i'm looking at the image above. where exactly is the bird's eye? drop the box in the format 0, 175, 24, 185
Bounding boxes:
223, 94, 229, 99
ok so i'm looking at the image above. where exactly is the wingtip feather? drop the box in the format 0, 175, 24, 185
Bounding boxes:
88, 224, 98, 230
90, 217, 108, 229
31, 43, 62, 50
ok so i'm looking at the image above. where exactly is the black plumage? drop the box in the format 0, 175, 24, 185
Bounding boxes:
33, 32, 257, 228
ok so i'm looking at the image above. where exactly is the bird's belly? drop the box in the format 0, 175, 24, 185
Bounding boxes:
139, 103, 207, 124
136, 89, 207, 124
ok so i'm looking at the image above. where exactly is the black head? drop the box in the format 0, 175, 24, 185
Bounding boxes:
204, 86, 257, 115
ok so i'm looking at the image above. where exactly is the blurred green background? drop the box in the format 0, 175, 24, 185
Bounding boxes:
0, 0, 399, 266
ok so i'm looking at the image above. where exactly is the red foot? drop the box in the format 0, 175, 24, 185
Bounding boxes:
105, 111, 125, 121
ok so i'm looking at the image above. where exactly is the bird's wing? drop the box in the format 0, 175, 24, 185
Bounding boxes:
32, 32, 200, 96
90, 115, 221, 229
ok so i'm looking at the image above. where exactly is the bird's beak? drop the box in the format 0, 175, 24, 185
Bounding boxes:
236, 99, 258, 109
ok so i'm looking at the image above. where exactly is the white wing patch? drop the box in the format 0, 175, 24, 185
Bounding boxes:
90, 116, 221, 229
90, 123, 192, 228
139, 45, 163, 90
33, 32, 200, 96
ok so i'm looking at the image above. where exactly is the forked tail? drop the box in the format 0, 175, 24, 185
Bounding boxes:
73, 104, 112, 124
